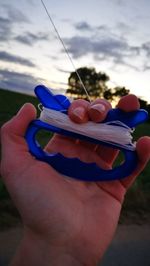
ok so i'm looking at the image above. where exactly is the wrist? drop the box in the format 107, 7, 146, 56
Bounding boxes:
11, 227, 97, 266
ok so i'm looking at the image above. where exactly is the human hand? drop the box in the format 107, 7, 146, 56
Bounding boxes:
0, 95, 150, 266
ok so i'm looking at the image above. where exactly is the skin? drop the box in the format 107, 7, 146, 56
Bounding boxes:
0, 95, 150, 266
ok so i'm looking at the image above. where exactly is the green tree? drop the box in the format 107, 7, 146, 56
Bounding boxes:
67, 67, 130, 102
104, 87, 129, 101
67, 67, 109, 100
138, 98, 150, 121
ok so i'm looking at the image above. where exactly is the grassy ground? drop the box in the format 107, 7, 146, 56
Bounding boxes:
0, 88, 150, 229
0, 88, 38, 127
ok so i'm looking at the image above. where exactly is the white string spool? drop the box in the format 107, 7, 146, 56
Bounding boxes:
39, 107, 136, 151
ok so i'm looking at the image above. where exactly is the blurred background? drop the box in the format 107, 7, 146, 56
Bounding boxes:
0, 0, 150, 265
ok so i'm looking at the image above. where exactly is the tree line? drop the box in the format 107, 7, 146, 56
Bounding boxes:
66, 67, 150, 119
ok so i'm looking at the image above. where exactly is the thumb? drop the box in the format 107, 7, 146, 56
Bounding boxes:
1, 103, 36, 179
2, 103, 36, 136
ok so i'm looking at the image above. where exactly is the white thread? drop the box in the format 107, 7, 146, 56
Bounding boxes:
39, 107, 136, 151
38, 103, 43, 112
41, 0, 91, 102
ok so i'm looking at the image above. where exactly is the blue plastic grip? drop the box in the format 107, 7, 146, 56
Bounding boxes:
26, 119, 138, 181
25, 85, 149, 181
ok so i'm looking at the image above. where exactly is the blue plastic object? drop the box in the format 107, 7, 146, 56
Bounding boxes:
25, 85, 148, 181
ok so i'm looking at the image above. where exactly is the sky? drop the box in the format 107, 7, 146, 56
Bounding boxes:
0, 0, 150, 102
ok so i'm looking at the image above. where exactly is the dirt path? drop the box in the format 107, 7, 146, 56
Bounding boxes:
0, 226, 22, 266
100, 224, 150, 266
0, 224, 150, 266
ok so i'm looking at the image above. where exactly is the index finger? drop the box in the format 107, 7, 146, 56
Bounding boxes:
68, 98, 111, 123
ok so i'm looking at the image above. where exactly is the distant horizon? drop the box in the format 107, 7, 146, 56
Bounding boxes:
1, 83, 150, 106
0, 84, 67, 98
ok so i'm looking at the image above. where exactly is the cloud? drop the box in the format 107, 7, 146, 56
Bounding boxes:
2, 4, 30, 23
62, 18, 143, 73
26, 0, 35, 6
49, 55, 59, 60
0, 5, 50, 46
112, 56, 141, 71
64, 35, 138, 61
49, 79, 68, 87
64, 36, 91, 58
74, 21, 93, 31
116, 22, 132, 35
0, 5, 30, 43
15, 32, 49, 45
143, 65, 150, 71
69, 19, 145, 70
0, 17, 12, 41
61, 18, 73, 23
97, 25, 110, 33
142, 42, 150, 56
0, 69, 39, 93
0, 69, 67, 95
135, 42, 150, 71
74, 21, 112, 36
55, 67, 71, 74
0, 51, 35, 67
109, 0, 126, 6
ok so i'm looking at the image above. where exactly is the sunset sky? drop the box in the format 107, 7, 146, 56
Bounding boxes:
0, 0, 150, 102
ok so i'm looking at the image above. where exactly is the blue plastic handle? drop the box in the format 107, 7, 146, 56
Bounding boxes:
25, 85, 148, 181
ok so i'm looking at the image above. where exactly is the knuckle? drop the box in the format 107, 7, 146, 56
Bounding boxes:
1, 162, 11, 180
1, 120, 13, 137
91, 98, 112, 109
69, 99, 90, 109
1, 122, 10, 136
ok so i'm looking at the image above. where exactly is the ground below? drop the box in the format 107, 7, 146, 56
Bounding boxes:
0, 224, 150, 266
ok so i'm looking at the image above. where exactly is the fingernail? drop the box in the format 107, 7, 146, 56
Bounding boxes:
72, 107, 86, 120
90, 104, 106, 113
